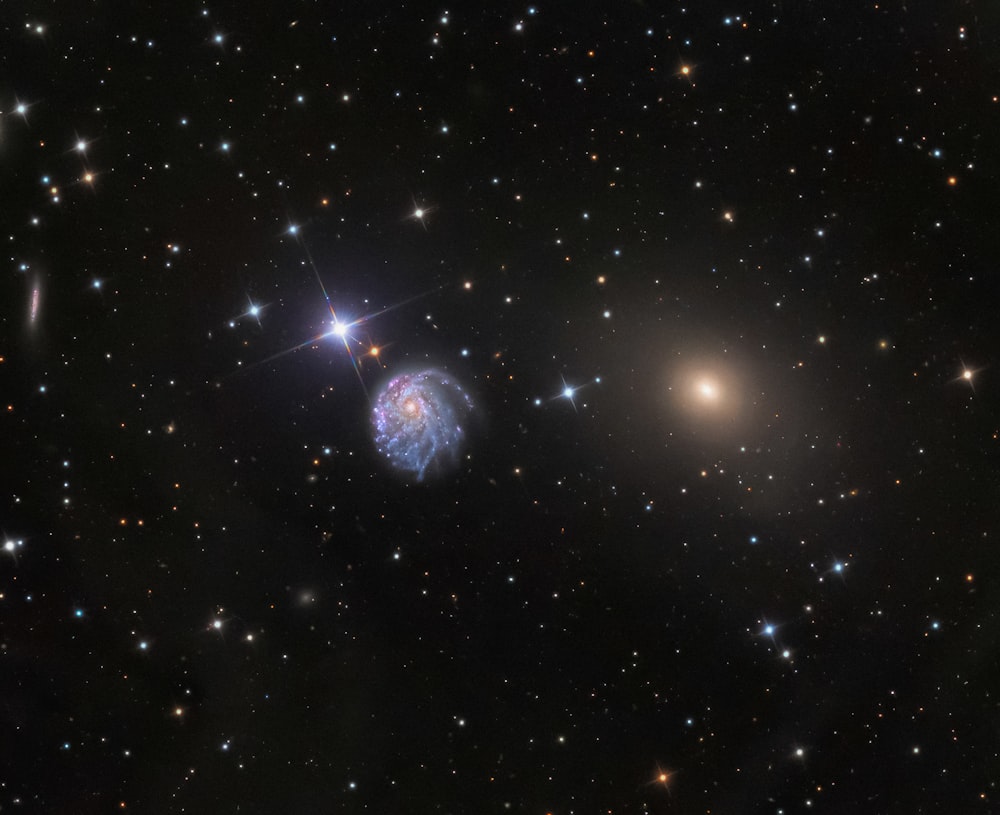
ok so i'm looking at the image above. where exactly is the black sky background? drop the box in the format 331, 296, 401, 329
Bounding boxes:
2, 2, 1000, 813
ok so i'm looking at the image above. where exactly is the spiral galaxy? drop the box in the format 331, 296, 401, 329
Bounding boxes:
371, 369, 473, 481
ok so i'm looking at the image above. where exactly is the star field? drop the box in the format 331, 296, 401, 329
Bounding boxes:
1, 3, 998, 813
